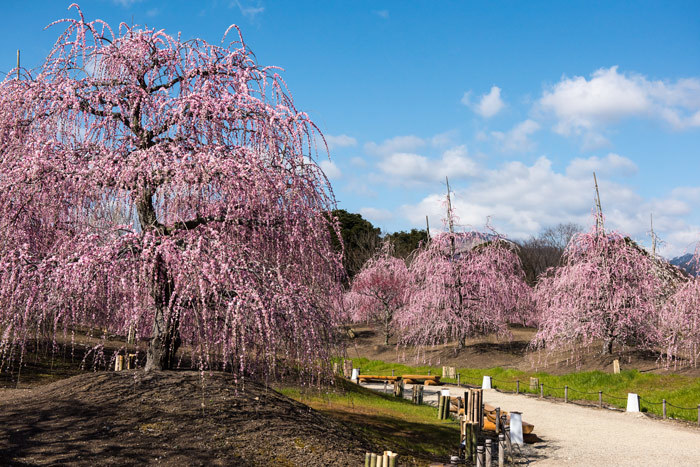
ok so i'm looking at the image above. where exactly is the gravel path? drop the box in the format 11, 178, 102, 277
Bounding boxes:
364, 382, 700, 465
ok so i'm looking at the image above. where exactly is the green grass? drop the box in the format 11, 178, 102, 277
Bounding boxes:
278, 377, 460, 464
347, 357, 700, 422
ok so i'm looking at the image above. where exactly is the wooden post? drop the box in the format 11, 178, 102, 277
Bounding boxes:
370, 452, 377, 467
364, 452, 371, 467
457, 373, 461, 387
114, 355, 124, 371
529, 377, 539, 391
498, 433, 505, 467
540, 383, 544, 398
438, 395, 445, 419
471, 422, 479, 465
388, 452, 397, 467
383, 381, 387, 394
697, 404, 699, 427
662, 399, 666, 419
428, 369, 431, 376
504, 425, 513, 463
613, 359, 620, 374
516, 379, 520, 394
495, 407, 501, 434
476, 445, 484, 467
565, 385, 568, 403
382, 451, 388, 467
599, 391, 603, 408
485, 438, 492, 466
464, 422, 473, 461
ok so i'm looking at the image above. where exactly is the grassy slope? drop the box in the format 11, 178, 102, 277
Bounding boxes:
349, 357, 700, 422
278, 378, 460, 465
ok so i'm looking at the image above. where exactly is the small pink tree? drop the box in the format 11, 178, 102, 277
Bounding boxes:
346, 241, 409, 345
0, 6, 343, 378
534, 225, 667, 355
660, 279, 700, 368
397, 230, 531, 350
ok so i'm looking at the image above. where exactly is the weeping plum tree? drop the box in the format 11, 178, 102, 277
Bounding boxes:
660, 278, 700, 368
0, 6, 344, 376
397, 230, 531, 350
345, 241, 409, 345
534, 224, 668, 355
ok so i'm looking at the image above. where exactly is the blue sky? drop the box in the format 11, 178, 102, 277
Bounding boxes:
2, 1, 700, 257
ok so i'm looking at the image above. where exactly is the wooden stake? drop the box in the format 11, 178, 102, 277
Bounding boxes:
565, 385, 568, 403
476, 444, 484, 467
364, 452, 371, 467
516, 379, 520, 394
599, 391, 603, 408
498, 433, 505, 467
663, 399, 667, 419
485, 438, 492, 466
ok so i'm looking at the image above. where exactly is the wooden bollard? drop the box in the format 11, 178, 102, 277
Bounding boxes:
114, 355, 124, 371
516, 379, 520, 394
382, 451, 389, 467
437, 395, 445, 419
565, 385, 568, 403
476, 445, 484, 467
485, 438, 492, 466
613, 358, 620, 374
529, 377, 539, 391
697, 404, 700, 427
364, 452, 371, 467
457, 373, 461, 387
388, 452, 397, 467
599, 391, 603, 408
540, 383, 544, 398
370, 452, 377, 467
495, 407, 501, 433
662, 399, 667, 419
498, 433, 505, 467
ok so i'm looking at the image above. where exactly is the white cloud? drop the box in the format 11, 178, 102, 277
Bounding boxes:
113, 0, 141, 6
376, 145, 478, 185
373, 10, 389, 19
566, 153, 638, 178
350, 157, 367, 167
365, 135, 425, 157
490, 119, 540, 153
234, 1, 264, 18
399, 155, 698, 257
539, 66, 700, 145
324, 134, 357, 150
360, 207, 393, 223
463, 86, 505, 118
319, 160, 341, 180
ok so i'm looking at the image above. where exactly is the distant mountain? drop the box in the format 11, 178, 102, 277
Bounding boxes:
670, 253, 699, 276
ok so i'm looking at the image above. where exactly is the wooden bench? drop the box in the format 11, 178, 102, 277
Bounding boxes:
401, 375, 441, 385
357, 375, 402, 383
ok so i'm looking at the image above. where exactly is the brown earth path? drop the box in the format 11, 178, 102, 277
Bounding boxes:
364, 382, 700, 465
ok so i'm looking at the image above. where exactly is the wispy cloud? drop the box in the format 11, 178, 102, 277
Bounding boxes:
373, 10, 389, 19
233, 1, 265, 18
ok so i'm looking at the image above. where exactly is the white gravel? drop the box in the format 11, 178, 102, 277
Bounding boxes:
363, 382, 700, 466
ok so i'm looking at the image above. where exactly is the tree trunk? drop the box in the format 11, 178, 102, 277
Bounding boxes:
144, 253, 180, 371
384, 306, 391, 345
602, 337, 613, 355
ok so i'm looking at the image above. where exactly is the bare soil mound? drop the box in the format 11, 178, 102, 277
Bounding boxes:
0, 371, 372, 466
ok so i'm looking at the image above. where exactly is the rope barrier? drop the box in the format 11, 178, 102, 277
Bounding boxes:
665, 401, 698, 411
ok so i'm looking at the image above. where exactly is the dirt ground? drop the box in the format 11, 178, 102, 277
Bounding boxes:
347, 324, 700, 377
0, 371, 372, 466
